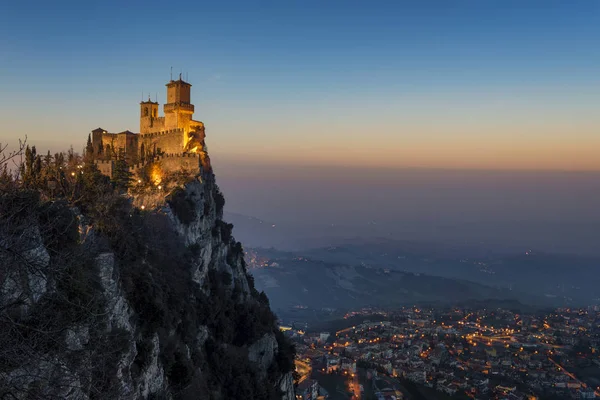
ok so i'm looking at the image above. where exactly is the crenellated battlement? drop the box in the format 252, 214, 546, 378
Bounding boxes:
95, 152, 203, 179
140, 128, 185, 138
158, 152, 200, 158
164, 103, 194, 113
129, 152, 200, 170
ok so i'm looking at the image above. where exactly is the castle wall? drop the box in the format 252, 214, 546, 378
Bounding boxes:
95, 154, 201, 181
157, 153, 201, 173
139, 129, 185, 156
94, 132, 138, 162
130, 154, 200, 173
165, 111, 193, 131
91, 130, 104, 154
95, 160, 115, 178
130, 153, 202, 182
140, 116, 165, 134
99, 133, 117, 154
118, 134, 138, 157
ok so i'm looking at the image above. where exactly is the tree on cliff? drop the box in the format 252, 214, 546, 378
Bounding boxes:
85, 133, 94, 157
111, 150, 133, 192
20, 145, 42, 188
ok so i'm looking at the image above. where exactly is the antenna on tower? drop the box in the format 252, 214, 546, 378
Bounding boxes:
170, 66, 173, 81
155, 92, 157, 102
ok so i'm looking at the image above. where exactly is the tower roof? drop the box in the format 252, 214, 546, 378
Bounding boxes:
166, 79, 191, 87
166, 73, 191, 87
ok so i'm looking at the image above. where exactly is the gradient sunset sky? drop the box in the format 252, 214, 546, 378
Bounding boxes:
1, 0, 599, 170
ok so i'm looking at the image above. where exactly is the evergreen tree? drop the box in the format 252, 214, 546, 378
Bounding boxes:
43, 151, 53, 168
67, 145, 75, 163
54, 152, 65, 169
53, 152, 66, 194
140, 143, 145, 164
86, 134, 94, 157
0, 164, 12, 185
111, 150, 133, 192
33, 154, 42, 178
22, 145, 41, 187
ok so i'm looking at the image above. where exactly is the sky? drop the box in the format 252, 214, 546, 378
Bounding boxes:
1, 0, 600, 171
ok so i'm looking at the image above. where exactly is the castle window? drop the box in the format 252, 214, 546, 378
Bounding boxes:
144, 108, 149, 116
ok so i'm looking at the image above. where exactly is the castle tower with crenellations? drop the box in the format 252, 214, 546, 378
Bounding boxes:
91, 75, 209, 178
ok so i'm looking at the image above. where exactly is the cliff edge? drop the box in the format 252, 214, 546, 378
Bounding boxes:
0, 152, 295, 399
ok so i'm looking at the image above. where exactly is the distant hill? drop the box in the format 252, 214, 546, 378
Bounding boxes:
249, 248, 553, 315
300, 243, 600, 305
229, 212, 600, 309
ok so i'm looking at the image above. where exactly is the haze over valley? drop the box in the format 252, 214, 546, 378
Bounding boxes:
217, 167, 600, 317
219, 167, 600, 256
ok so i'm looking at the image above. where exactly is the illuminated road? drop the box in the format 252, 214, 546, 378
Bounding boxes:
346, 372, 360, 400
295, 359, 312, 384
337, 326, 356, 336
548, 357, 600, 397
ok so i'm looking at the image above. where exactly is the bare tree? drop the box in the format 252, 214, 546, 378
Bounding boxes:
0, 138, 26, 170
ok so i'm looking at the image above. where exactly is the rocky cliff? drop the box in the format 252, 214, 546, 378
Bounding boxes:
0, 158, 295, 399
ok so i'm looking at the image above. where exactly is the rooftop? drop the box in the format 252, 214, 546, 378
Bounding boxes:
166, 77, 191, 87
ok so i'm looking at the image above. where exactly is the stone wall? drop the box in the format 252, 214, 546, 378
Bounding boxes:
96, 160, 115, 178
95, 132, 138, 161
96, 154, 200, 180
139, 129, 185, 156
130, 153, 201, 180
156, 153, 201, 173
140, 116, 165, 134
165, 110, 193, 131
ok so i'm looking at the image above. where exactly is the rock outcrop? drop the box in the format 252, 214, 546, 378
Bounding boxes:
0, 161, 295, 399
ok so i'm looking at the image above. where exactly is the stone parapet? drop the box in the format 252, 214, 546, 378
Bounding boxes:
129, 153, 200, 171
164, 103, 194, 113
140, 128, 184, 138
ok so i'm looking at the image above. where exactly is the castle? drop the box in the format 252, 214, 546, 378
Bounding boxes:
91, 75, 209, 178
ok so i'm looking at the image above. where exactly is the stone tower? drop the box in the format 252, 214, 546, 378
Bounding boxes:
164, 74, 194, 131
140, 97, 160, 133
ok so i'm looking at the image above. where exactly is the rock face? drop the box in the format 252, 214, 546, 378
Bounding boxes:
0, 166, 295, 399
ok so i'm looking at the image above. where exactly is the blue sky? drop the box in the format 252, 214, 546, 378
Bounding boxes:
1, 0, 599, 170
